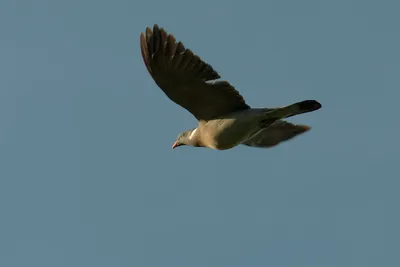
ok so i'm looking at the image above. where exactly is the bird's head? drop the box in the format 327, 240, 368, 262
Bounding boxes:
172, 128, 198, 149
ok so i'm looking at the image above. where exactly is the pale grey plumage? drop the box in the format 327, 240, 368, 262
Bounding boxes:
141, 24, 322, 150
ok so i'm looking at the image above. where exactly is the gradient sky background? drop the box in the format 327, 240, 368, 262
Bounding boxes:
1, 0, 399, 266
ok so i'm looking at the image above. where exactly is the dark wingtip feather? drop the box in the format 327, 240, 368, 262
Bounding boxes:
140, 32, 152, 76
295, 124, 311, 134
140, 24, 222, 82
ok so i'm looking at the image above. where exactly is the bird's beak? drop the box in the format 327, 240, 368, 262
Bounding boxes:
172, 141, 179, 150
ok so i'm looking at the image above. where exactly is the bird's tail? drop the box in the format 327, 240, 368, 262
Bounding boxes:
259, 100, 321, 126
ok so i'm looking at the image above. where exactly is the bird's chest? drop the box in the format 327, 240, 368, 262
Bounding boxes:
200, 118, 259, 150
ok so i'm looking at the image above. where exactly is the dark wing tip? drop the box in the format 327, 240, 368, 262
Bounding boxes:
140, 32, 152, 76
242, 122, 312, 148
140, 24, 221, 82
295, 124, 311, 134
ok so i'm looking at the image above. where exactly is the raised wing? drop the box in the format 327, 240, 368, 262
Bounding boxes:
140, 24, 250, 121
242, 121, 311, 148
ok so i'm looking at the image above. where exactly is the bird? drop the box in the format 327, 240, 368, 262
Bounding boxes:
140, 24, 321, 150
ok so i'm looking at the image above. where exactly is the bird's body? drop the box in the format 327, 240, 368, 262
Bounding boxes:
140, 25, 322, 150
195, 109, 266, 150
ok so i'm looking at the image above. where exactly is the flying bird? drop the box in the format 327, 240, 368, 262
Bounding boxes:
140, 25, 321, 150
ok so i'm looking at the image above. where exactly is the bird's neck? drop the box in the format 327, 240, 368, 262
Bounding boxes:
189, 128, 198, 140
188, 128, 205, 147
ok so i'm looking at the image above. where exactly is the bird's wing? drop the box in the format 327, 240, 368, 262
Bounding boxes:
140, 24, 250, 121
242, 121, 311, 148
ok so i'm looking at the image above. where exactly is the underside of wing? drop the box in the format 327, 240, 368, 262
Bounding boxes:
140, 24, 250, 121
242, 121, 311, 148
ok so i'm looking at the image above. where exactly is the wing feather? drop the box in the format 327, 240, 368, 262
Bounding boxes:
140, 24, 250, 121
242, 121, 311, 148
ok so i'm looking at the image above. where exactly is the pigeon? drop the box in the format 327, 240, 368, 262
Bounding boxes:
140, 25, 321, 150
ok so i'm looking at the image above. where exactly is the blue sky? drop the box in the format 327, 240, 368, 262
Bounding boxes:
1, 0, 399, 266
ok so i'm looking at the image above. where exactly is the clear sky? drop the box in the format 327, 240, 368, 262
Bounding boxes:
1, 0, 399, 266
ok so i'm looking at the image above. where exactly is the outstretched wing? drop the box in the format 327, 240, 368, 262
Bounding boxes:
140, 24, 250, 121
242, 121, 311, 148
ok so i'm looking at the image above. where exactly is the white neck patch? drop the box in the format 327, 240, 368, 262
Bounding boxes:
189, 128, 198, 140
